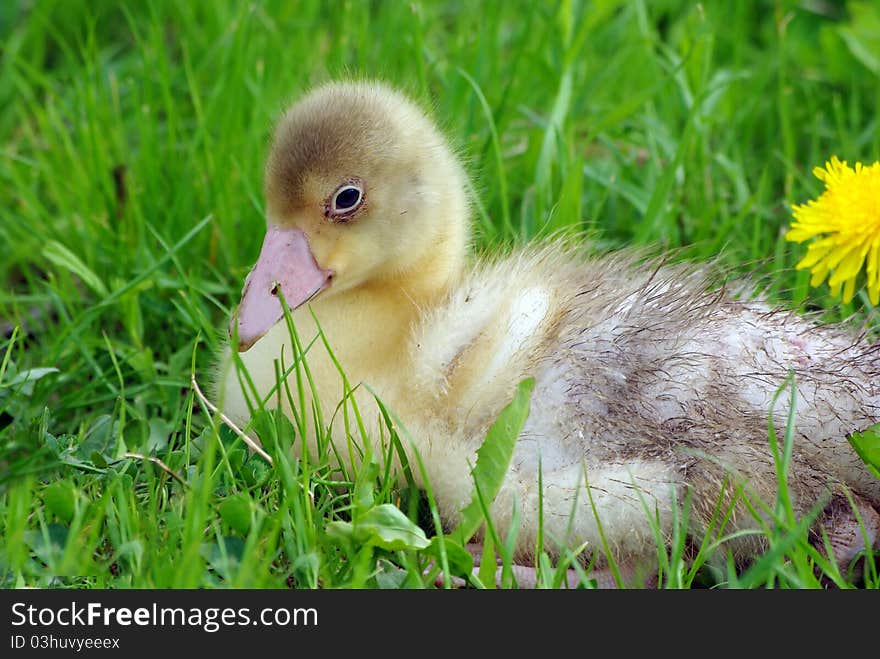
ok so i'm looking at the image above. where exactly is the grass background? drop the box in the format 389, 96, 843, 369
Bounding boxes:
1, 0, 878, 588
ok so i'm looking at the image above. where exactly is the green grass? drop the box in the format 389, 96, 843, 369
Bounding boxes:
1, 0, 879, 588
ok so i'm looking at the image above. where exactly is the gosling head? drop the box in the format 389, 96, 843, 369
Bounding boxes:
231, 80, 469, 351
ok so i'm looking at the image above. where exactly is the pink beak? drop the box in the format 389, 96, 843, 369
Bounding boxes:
230, 225, 333, 352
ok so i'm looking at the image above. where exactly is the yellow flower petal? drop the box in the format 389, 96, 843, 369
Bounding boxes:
810, 260, 830, 287
794, 237, 837, 269
842, 276, 856, 304
786, 156, 880, 304
829, 279, 842, 298
868, 244, 880, 305
824, 243, 858, 272
869, 242, 880, 278
827, 244, 867, 286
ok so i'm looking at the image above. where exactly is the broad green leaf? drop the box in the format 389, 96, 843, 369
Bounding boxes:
847, 423, 880, 480
3, 367, 59, 395
76, 415, 114, 461
374, 559, 408, 589
243, 458, 271, 487
355, 504, 430, 551
43, 240, 109, 297
90, 452, 108, 469
452, 378, 535, 545
353, 459, 379, 516
325, 520, 356, 543
146, 418, 172, 454
328, 504, 429, 551
477, 527, 497, 589
203, 536, 246, 574
425, 536, 474, 577
219, 494, 253, 536
123, 419, 149, 450
227, 448, 246, 474
6, 367, 59, 387
250, 408, 296, 456
25, 523, 69, 566
43, 481, 76, 523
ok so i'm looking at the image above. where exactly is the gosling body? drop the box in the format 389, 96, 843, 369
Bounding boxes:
215, 81, 880, 570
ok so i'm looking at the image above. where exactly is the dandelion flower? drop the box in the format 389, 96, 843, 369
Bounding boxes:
786, 156, 880, 305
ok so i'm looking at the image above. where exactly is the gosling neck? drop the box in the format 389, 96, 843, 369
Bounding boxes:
311, 221, 467, 376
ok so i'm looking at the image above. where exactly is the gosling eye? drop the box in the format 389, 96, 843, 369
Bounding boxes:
327, 180, 364, 221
